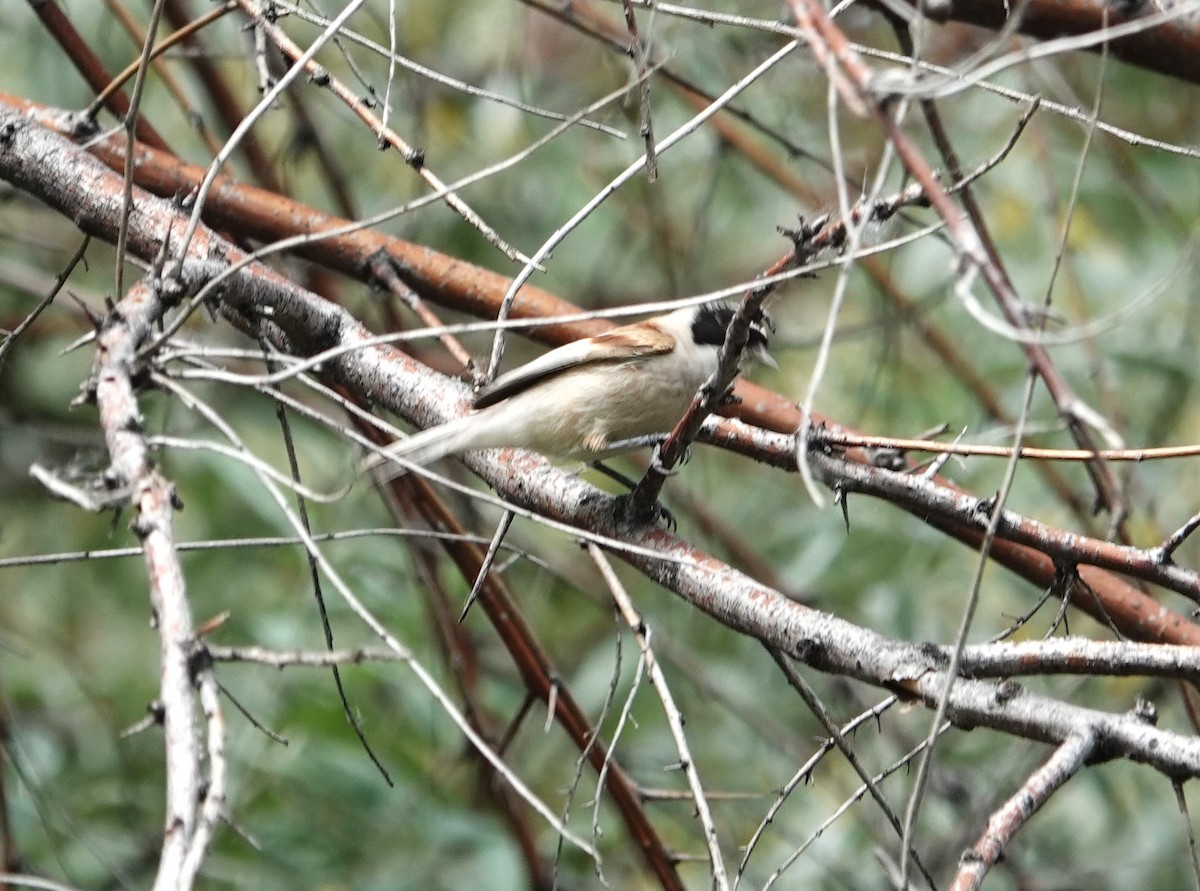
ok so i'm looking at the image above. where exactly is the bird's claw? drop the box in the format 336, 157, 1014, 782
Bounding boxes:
612, 493, 677, 531
659, 503, 678, 531
649, 445, 679, 477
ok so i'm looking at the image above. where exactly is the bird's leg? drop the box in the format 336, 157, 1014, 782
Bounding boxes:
601, 433, 666, 453
604, 433, 692, 468
589, 461, 639, 490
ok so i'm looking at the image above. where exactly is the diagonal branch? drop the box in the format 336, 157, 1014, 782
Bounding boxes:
950, 731, 1097, 890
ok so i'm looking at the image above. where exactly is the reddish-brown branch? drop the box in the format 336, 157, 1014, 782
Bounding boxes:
404, 517, 555, 888
4, 93, 598, 345
90, 0, 234, 154
712, 417, 1200, 646
27, 0, 171, 151
806, 447, 1200, 603
926, 0, 1200, 86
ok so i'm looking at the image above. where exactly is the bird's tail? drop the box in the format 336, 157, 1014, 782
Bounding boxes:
361, 416, 479, 478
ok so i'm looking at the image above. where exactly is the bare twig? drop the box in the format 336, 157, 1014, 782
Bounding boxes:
8, 100, 1200, 792
806, 446, 1200, 603
735, 696, 899, 885
459, 511, 514, 623
812, 430, 1200, 464
589, 544, 728, 889
950, 731, 1096, 890
484, 39, 799, 382
231, 0, 529, 264
766, 650, 936, 889
786, 0, 1131, 522
621, 0, 658, 179
0, 235, 89, 370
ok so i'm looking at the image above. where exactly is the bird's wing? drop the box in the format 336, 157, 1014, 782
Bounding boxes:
472, 323, 676, 409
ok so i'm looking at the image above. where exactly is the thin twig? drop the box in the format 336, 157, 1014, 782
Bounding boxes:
460, 511, 514, 623
0, 236, 90, 371
767, 649, 937, 889
814, 431, 1200, 463
589, 544, 729, 889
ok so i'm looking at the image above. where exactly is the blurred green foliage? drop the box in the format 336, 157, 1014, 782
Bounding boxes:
2, 1, 1200, 889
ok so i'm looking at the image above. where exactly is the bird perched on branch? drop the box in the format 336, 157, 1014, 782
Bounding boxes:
368, 301, 775, 473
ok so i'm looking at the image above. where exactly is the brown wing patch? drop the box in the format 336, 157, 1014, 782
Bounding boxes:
472, 322, 676, 409
590, 323, 675, 355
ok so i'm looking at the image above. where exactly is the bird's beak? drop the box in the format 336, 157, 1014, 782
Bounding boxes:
753, 346, 779, 370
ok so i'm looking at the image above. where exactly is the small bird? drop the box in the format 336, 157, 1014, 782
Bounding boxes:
371, 301, 775, 472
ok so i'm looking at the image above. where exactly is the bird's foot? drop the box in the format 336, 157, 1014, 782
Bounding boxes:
612, 492, 677, 531
648, 444, 683, 476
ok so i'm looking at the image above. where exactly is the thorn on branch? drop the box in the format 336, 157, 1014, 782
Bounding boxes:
1154, 508, 1200, 564
972, 492, 1000, 525
69, 292, 103, 330
1131, 696, 1158, 726
994, 679, 1023, 705
833, 482, 850, 532
308, 65, 331, 88
194, 611, 230, 637
187, 639, 215, 684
